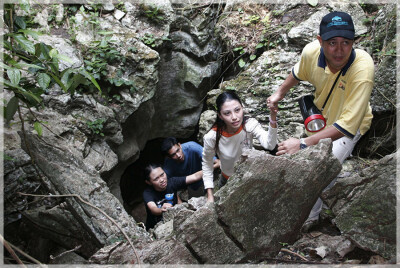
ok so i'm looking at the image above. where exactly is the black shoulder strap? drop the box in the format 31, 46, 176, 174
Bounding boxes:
321, 69, 343, 112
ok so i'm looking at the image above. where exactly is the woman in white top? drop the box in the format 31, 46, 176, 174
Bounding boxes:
202, 90, 278, 202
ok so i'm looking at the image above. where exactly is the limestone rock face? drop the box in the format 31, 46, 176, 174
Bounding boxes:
322, 153, 396, 260
20, 132, 152, 248
175, 203, 246, 264
4, 3, 223, 257
214, 139, 341, 260
4, 2, 396, 265
89, 239, 198, 265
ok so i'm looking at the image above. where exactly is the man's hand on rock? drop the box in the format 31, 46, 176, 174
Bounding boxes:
276, 138, 301, 156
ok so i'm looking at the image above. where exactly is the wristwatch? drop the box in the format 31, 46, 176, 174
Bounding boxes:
300, 138, 308, 149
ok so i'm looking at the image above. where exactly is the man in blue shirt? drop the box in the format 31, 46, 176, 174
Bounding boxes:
161, 137, 219, 198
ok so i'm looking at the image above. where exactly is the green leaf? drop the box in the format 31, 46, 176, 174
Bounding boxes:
14, 62, 45, 70
20, 90, 42, 106
238, 58, 246, 68
34, 122, 43, 137
98, 31, 114, 35
99, 38, 108, 48
61, 69, 74, 89
7, 69, 21, 85
14, 16, 26, 29
37, 73, 51, 89
69, 73, 89, 94
256, 43, 264, 49
5, 96, 19, 123
49, 48, 58, 58
18, 29, 41, 40
0, 61, 11, 70
78, 68, 101, 93
49, 58, 60, 75
36, 43, 51, 60
19, 0, 30, 12
48, 72, 67, 92
55, 53, 73, 64
250, 55, 257, 61
14, 34, 35, 54
1, 79, 27, 92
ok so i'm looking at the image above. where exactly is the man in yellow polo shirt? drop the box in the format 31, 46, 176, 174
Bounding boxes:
267, 11, 374, 231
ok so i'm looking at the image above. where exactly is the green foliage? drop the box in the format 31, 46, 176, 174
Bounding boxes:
141, 33, 156, 47
233, 46, 245, 55
115, 0, 126, 12
243, 15, 260, 26
80, 4, 101, 32
2, 3, 101, 124
238, 58, 246, 68
3, 153, 15, 161
141, 4, 165, 23
86, 118, 105, 137
272, 10, 284, 16
323, 208, 333, 215
374, 48, 396, 57
82, 34, 137, 99
279, 242, 288, 247
233, 46, 257, 68
33, 121, 47, 137
362, 15, 376, 26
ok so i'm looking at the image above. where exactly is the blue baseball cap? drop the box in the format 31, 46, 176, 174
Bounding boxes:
320, 11, 355, 40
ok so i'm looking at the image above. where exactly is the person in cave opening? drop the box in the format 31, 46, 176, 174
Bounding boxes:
161, 136, 220, 199
202, 90, 278, 203
142, 164, 203, 230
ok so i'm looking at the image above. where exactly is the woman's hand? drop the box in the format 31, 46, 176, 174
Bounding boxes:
213, 159, 221, 169
161, 202, 173, 212
267, 92, 284, 113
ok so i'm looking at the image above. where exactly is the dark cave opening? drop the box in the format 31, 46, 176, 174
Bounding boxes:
119, 133, 202, 224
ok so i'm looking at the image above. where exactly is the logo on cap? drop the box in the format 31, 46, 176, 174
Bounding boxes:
327, 16, 349, 27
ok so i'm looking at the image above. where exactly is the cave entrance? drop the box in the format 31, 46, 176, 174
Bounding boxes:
119, 134, 201, 225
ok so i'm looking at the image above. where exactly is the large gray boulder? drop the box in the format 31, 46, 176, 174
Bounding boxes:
322, 153, 396, 260
89, 239, 198, 265
175, 203, 246, 264
214, 139, 341, 261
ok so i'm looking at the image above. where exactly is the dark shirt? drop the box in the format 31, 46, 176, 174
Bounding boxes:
163, 141, 203, 177
142, 176, 186, 230
163, 141, 204, 190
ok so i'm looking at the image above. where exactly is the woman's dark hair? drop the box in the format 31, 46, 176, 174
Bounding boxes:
144, 163, 161, 181
213, 90, 248, 152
